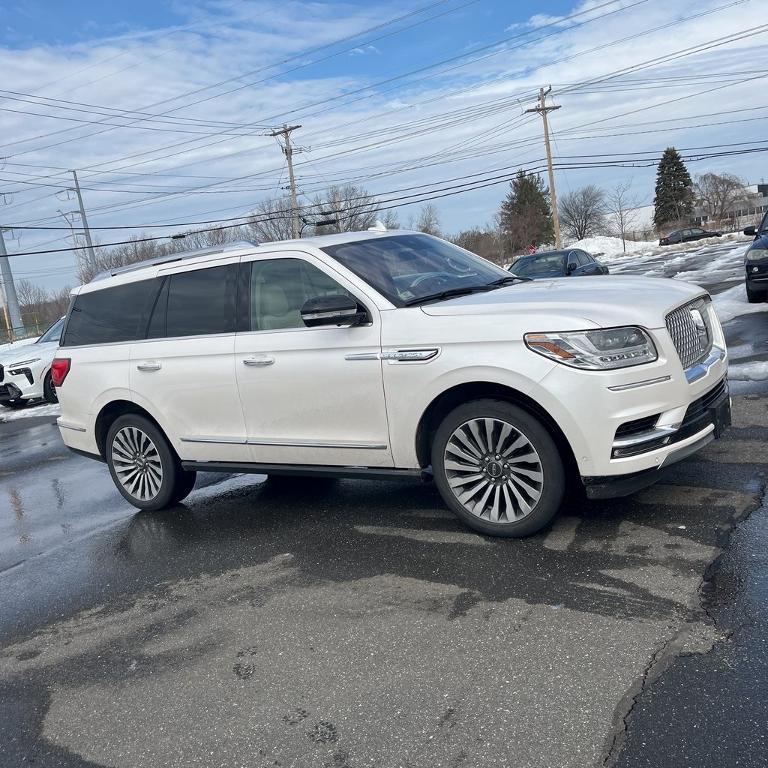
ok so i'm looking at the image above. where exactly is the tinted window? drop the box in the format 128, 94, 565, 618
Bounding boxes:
165, 265, 237, 337
62, 279, 160, 347
575, 251, 592, 267
249, 258, 354, 332
511, 254, 566, 277
321, 234, 507, 306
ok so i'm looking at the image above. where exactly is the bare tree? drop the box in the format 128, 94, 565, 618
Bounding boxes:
312, 184, 379, 234
694, 172, 749, 226
450, 224, 504, 265
605, 181, 641, 252
558, 185, 606, 241
246, 196, 295, 242
412, 203, 441, 236
380, 209, 401, 230
16, 278, 48, 310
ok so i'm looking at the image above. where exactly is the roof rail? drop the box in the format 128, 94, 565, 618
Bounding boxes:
90, 240, 259, 282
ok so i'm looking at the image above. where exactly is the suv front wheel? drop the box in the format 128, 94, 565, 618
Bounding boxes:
432, 399, 565, 537
106, 414, 197, 511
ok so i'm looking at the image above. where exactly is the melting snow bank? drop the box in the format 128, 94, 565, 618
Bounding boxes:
712, 284, 768, 324
729, 361, 768, 381
568, 235, 658, 259
0, 403, 60, 423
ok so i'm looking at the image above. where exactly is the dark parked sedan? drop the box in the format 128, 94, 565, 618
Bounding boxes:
509, 249, 609, 279
659, 227, 721, 245
744, 212, 768, 303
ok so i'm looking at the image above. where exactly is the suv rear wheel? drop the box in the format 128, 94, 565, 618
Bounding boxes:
431, 399, 565, 537
106, 414, 197, 511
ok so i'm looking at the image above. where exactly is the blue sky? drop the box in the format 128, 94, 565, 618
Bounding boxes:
1, 0, 767, 289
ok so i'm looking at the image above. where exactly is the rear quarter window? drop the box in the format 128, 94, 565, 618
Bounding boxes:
61, 278, 161, 347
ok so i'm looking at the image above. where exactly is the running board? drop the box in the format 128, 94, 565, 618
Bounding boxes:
181, 461, 431, 482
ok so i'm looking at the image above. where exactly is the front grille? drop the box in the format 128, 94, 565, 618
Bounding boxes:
665, 298, 713, 370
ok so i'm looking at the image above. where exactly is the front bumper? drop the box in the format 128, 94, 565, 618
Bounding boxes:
0, 365, 42, 401
746, 262, 768, 290
583, 380, 731, 499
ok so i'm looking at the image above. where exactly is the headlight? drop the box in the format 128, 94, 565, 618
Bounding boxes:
524, 327, 657, 369
9, 357, 40, 367
746, 248, 768, 262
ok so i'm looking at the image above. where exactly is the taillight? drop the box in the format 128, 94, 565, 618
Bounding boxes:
51, 358, 71, 387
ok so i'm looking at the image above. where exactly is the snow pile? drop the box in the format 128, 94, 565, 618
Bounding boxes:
568, 236, 658, 259
729, 361, 768, 382
712, 284, 768, 324
0, 403, 60, 423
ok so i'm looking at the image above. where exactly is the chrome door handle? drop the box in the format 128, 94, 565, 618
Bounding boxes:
137, 361, 162, 372
243, 355, 275, 367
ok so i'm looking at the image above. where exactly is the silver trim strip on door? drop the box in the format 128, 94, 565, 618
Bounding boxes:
180, 436, 388, 450
180, 436, 247, 445
246, 438, 388, 450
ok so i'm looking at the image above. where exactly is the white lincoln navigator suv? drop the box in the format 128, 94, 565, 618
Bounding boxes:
53, 231, 730, 537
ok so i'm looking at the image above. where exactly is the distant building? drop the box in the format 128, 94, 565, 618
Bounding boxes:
694, 183, 768, 229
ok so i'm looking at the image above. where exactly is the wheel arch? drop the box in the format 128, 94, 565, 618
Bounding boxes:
94, 400, 169, 460
414, 381, 579, 478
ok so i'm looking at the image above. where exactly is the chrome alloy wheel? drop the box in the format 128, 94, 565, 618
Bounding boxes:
111, 426, 163, 501
443, 417, 544, 523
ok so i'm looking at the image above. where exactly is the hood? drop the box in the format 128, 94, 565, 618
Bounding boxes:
419, 276, 706, 329
746, 233, 768, 255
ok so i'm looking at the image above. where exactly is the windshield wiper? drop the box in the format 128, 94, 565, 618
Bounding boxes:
403, 285, 494, 306
488, 275, 532, 286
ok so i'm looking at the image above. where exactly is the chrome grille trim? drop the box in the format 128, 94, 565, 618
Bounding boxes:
665, 297, 713, 371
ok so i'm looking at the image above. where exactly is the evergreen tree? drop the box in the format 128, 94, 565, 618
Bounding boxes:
653, 148, 694, 230
499, 171, 554, 255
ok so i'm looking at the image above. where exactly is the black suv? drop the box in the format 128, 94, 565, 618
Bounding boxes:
744, 212, 768, 303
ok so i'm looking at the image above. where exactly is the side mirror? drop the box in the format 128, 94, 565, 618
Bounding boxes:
300, 294, 367, 328
743, 225, 757, 237
566, 262, 577, 275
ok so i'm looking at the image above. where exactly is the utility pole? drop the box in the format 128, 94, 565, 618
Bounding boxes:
526, 86, 562, 248
71, 170, 96, 269
0, 228, 23, 340
268, 125, 302, 239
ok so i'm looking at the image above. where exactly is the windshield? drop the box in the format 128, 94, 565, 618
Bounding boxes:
37, 317, 65, 344
512, 254, 566, 277
321, 234, 509, 306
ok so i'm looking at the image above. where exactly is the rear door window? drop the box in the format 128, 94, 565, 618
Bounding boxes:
164, 264, 237, 338
62, 278, 160, 346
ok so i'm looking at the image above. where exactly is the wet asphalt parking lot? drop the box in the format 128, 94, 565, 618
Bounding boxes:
1, 238, 767, 768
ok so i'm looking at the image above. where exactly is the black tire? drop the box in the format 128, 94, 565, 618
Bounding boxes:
106, 414, 197, 511
431, 399, 565, 538
746, 284, 766, 304
43, 371, 59, 404
0, 398, 28, 409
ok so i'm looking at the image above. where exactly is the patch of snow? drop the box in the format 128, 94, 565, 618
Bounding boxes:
568, 236, 658, 260
712, 284, 768, 324
729, 361, 768, 381
0, 402, 60, 423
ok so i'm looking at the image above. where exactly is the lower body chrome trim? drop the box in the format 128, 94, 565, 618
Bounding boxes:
57, 420, 86, 433
180, 436, 388, 450
608, 375, 671, 392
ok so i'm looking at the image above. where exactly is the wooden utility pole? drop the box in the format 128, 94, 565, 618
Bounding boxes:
526, 87, 562, 248
269, 124, 302, 239
71, 170, 96, 269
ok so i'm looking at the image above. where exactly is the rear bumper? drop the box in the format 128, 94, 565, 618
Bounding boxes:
583, 381, 730, 499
